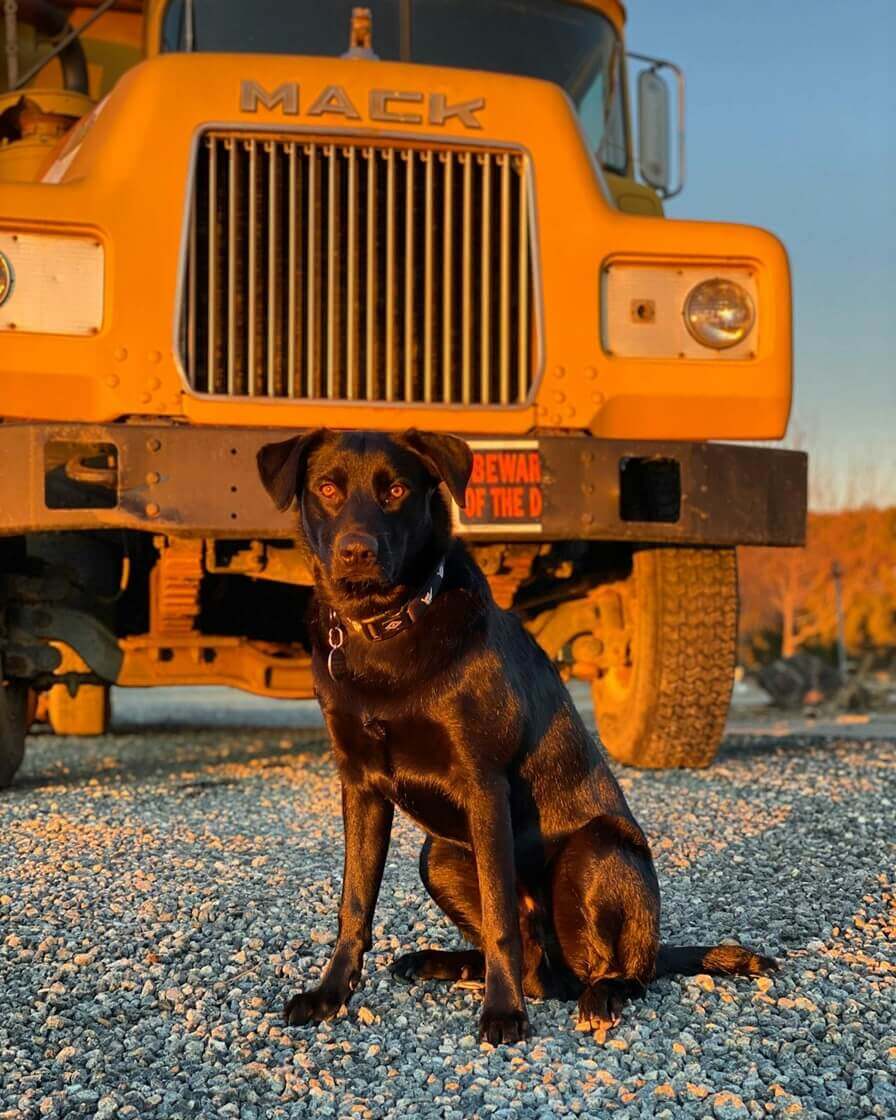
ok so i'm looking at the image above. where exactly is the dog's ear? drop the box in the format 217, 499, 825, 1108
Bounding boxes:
397, 429, 473, 507
256, 429, 328, 512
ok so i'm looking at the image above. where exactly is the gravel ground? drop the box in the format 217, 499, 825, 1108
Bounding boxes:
1, 693, 894, 1120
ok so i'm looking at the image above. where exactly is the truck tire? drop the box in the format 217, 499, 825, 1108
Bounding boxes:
0, 681, 29, 788
47, 684, 111, 736
591, 547, 738, 769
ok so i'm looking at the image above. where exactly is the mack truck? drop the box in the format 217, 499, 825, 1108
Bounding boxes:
0, 0, 807, 785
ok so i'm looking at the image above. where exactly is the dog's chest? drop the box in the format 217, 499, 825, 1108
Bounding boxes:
333, 709, 468, 842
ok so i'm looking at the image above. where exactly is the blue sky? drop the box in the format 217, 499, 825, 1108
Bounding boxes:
625, 1, 895, 507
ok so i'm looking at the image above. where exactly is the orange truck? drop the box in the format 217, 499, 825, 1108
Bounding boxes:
0, 0, 806, 784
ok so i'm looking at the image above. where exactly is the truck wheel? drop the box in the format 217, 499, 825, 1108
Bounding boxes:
0, 681, 29, 788
591, 548, 738, 769
47, 684, 111, 736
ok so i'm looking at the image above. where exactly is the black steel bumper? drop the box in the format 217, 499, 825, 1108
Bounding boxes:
0, 423, 807, 546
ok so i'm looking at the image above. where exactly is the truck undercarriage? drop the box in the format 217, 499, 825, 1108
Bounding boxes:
0, 420, 806, 776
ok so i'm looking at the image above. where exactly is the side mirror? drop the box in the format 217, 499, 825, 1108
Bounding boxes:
637, 69, 670, 191
629, 53, 685, 199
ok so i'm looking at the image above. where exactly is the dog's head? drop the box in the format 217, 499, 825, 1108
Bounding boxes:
256, 429, 472, 613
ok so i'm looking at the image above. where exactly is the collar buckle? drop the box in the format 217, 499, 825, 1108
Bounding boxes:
327, 611, 347, 681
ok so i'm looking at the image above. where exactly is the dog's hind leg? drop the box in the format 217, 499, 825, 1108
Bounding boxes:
392, 947, 484, 982
550, 816, 660, 1033
392, 835, 565, 999
392, 836, 486, 984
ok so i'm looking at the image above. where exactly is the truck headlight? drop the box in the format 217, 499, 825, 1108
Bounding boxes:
0, 252, 13, 306
0, 232, 104, 335
683, 278, 755, 349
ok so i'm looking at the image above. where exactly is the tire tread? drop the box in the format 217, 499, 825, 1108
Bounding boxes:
595, 548, 738, 769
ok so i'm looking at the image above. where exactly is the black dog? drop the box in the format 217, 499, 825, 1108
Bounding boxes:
257, 429, 775, 1044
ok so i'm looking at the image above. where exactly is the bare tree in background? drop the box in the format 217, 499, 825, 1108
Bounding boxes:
739, 423, 896, 663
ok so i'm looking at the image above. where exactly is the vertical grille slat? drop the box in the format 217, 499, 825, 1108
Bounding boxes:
305, 144, 319, 399
265, 140, 280, 398
345, 145, 358, 401
499, 153, 511, 405
461, 151, 473, 406
325, 144, 340, 401
479, 152, 492, 405
286, 143, 298, 399
205, 136, 217, 394
403, 149, 415, 403
517, 158, 530, 403
422, 150, 435, 404
384, 148, 397, 402
225, 138, 238, 396
364, 147, 377, 401
184, 132, 536, 405
441, 151, 454, 404
246, 139, 259, 396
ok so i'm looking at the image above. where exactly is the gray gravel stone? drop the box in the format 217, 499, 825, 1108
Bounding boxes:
0, 704, 894, 1119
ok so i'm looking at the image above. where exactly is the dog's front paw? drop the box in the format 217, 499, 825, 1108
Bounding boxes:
283, 985, 348, 1026
478, 1006, 531, 1045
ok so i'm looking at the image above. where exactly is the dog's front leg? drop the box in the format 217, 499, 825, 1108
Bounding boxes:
284, 783, 394, 1026
468, 778, 530, 1044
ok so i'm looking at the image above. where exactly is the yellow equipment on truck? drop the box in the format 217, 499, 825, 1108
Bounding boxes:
0, 1, 806, 784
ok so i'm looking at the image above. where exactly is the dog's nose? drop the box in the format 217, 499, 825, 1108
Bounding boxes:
337, 532, 379, 566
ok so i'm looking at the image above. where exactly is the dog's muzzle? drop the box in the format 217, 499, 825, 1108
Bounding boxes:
331, 531, 388, 583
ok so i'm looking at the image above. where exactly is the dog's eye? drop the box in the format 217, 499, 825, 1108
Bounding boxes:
388, 482, 407, 501
318, 481, 339, 500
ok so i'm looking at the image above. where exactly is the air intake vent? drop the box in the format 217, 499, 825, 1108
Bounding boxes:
181, 132, 537, 405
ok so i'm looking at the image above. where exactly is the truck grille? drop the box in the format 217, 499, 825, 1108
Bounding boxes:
181, 131, 537, 405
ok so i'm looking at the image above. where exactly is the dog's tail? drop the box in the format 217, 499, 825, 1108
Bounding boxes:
655, 942, 778, 979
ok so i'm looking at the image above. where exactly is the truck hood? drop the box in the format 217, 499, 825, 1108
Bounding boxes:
1, 53, 792, 440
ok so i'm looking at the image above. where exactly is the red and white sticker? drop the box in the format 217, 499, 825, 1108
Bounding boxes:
454, 440, 543, 534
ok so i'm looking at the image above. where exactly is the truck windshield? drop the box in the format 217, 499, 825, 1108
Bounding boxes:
161, 0, 628, 172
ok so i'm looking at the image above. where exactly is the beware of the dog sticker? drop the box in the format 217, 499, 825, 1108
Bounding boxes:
454, 440, 543, 534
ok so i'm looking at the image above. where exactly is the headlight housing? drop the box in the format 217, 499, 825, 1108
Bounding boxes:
601, 263, 759, 360
683, 278, 755, 350
0, 232, 104, 335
